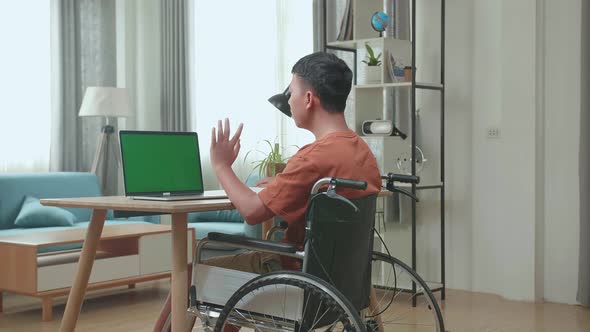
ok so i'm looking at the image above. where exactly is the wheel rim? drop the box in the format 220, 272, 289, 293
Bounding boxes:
215, 272, 365, 331
366, 252, 444, 332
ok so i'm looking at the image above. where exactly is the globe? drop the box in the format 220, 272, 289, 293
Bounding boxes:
371, 11, 390, 32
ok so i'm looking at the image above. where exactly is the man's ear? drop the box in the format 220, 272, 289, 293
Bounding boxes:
305, 90, 316, 110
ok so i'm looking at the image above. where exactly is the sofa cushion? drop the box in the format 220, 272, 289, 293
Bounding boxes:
187, 174, 261, 224
0, 172, 103, 229
188, 209, 242, 223
14, 196, 77, 228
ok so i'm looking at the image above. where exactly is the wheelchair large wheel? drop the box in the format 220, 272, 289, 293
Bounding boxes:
367, 251, 445, 332
215, 271, 366, 331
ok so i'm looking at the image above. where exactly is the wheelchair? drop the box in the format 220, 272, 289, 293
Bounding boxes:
154, 174, 445, 332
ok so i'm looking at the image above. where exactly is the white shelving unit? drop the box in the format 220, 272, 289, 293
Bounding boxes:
323, 0, 446, 301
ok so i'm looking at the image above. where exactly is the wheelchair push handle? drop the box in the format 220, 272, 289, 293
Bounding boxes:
330, 178, 368, 190
309, 177, 367, 213
382, 172, 420, 184
310, 177, 367, 195
382, 172, 421, 202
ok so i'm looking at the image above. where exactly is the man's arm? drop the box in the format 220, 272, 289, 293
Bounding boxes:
210, 118, 274, 225
214, 165, 274, 224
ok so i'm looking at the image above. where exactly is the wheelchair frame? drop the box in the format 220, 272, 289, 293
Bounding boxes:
155, 175, 445, 332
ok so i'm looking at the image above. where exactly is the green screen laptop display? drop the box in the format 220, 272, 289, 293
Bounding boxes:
119, 131, 203, 196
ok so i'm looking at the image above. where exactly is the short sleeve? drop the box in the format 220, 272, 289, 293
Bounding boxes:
257, 155, 320, 225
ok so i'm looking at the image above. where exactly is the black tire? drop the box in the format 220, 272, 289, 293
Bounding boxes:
215, 271, 367, 331
367, 251, 445, 332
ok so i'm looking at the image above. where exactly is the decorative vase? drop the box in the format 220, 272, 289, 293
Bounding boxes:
359, 65, 381, 84
404, 66, 414, 82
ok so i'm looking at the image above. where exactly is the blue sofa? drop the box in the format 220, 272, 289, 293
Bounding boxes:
0, 172, 161, 253
0, 172, 262, 254
186, 174, 262, 251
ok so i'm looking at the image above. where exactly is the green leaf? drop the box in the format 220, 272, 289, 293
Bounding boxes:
365, 43, 375, 58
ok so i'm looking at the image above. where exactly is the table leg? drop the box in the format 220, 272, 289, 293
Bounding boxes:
0, 291, 3, 313
171, 213, 188, 332
59, 209, 107, 332
42, 297, 53, 321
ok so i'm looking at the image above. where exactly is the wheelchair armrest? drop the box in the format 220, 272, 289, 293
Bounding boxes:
207, 232, 297, 254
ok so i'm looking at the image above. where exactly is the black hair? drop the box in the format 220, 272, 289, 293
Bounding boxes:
291, 52, 353, 113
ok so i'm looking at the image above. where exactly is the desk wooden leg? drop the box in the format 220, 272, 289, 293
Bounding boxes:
42, 297, 53, 321
0, 291, 3, 313
171, 213, 188, 332
59, 209, 107, 332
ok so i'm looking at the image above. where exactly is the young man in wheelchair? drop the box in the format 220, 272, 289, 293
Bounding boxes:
208, 52, 382, 274
155, 52, 445, 332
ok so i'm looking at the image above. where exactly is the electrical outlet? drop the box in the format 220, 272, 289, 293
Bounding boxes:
487, 126, 501, 138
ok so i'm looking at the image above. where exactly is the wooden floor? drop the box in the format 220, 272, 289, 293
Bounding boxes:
1, 281, 589, 331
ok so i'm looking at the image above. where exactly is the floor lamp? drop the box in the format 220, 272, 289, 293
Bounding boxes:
78, 87, 133, 174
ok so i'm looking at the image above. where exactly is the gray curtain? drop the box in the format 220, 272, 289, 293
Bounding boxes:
160, 0, 191, 132
50, 0, 118, 195
578, 0, 590, 307
312, 0, 324, 52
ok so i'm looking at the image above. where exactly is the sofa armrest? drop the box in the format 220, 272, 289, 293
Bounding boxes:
243, 220, 262, 239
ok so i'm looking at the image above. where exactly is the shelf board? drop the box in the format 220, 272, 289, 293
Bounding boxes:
326, 36, 408, 50
378, 182, 444, 190
355, 82, 411, 89
354, 82, 443, 90
416, 183, 444, 190
415, 82, 444, 90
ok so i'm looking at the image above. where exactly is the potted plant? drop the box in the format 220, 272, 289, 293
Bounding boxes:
360, 43, 382, 84
244, 140, 296, 177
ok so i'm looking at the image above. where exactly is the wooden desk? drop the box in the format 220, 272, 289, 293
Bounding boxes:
41, 196, 236, 332
41, 190, 393, 331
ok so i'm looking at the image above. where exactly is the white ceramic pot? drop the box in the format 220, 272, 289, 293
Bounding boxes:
359, 65, 381, 84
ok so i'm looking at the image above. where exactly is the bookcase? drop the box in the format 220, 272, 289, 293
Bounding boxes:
321, 0, 446, 301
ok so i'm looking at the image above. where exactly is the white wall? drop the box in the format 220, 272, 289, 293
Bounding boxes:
442, 0, 582, 303
542, 0, 581, 304
471, 0, 538, 301
443, 0, 474, 291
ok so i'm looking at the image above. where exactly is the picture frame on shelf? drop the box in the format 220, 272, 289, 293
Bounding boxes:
387, 51, 406, 82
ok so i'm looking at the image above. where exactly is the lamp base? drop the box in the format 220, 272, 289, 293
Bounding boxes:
91, 125, 120, 174
102, 124, 115, 134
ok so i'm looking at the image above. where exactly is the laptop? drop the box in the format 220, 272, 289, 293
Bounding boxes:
119, 130, 230, 201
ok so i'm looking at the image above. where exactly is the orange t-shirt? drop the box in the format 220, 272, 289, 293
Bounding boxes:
258, 130, 382, 270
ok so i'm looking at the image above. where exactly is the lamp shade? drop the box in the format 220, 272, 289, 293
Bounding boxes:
79, 87, 133, 117
268, 86, 291, 117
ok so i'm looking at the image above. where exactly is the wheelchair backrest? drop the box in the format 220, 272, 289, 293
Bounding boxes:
302, 193, 377, 311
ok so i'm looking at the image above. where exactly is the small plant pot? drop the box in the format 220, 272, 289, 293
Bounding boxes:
359, 65, 381, 84
404, 66, 415, 82
266, 162, 287, 177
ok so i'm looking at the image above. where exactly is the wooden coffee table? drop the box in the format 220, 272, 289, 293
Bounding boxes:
0, 224, 195, 321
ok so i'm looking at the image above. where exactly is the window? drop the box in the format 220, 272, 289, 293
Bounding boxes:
191, 0, 313, 184
0, 1, 51, 172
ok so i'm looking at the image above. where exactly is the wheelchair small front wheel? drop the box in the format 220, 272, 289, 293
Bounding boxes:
367, 251, 445, 332
215, 271, 367, 331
